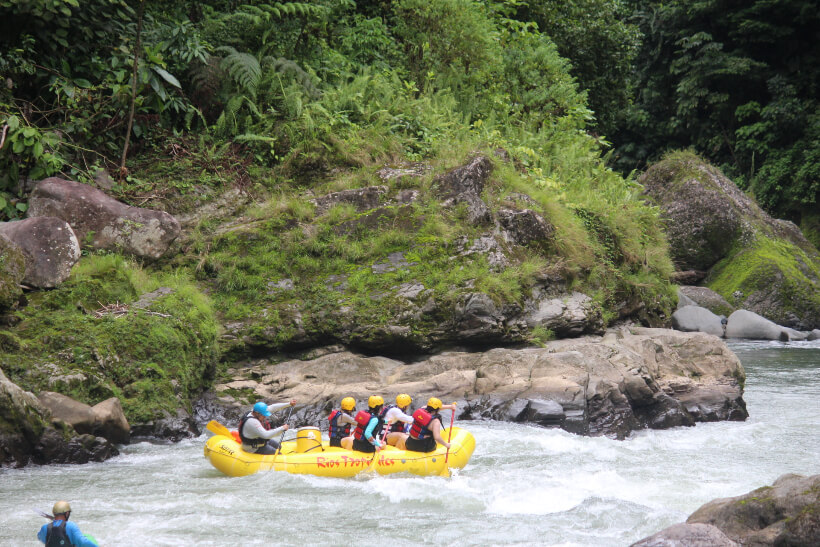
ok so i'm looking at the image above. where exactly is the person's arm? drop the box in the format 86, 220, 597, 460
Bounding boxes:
339, 413, 357, 425
244, 418, 287, 440
66, 521, 99, 547
430, 419, 450, 449
364, 417, 381, 447
395, 409, 414, 424
267, 399, 296, 414
37, 523, 48, 544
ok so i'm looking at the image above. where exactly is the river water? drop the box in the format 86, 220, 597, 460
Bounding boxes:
2, 340, 818, 546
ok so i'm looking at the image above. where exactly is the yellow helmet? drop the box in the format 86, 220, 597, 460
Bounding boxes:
427, 397, 442, 410
53, 501, 71, 516
368, 395, 384, 408
341, 397, 356, 411
396, 393, 412, 407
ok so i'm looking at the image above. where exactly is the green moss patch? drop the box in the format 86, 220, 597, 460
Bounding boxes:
0, 255, 219, 424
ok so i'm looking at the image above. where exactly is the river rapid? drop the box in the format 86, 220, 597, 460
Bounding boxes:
2, 340, 819, 546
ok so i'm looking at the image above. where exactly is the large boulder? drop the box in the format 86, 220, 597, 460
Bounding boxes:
686, 473, 820, 546
0, 234, 25, 309
28, 177, 180, 259
207, 328, 747, 440
640, 156, 741, 271
631, 523, 738, 547
725, 309, 801, 341
678, 286, 734, 317
641, 153, 820, 329
37, 391, 130, 445
312, 186, 387, 214
91, 397, 130, 444
671, 305, 725, 337
1, 368, 117, 467
0, 217, 80, 288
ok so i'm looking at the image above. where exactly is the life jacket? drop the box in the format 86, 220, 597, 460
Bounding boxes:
238, 410, 270, 448
410, 407, 442, 440
352, 409, 384, 441
379, 404, 408, 433
327, 409, 352, 439
45, 521, 72, 547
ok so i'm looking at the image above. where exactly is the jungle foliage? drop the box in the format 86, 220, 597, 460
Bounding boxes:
613, 0, 819, 232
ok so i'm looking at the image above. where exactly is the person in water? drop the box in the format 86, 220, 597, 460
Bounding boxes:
348, 395, 385, 453
38, 501, 98, 547
327, 396, 357, 448
238, 399, 296, 454
380, 393, 414, 446
400, 397, 457, 453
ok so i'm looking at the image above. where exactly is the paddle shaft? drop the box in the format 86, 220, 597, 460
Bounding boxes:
274, 405, 295, 457
444, 408, 455, 463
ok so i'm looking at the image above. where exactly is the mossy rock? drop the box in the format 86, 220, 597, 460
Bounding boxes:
0, 254, 219, 424
708, 235, 820, 329
0, 236, 25, 310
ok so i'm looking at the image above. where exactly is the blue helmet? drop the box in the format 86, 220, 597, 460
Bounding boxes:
253, 401, 271, 417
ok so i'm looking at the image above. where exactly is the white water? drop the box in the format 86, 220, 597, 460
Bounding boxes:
2, 340, 818, 546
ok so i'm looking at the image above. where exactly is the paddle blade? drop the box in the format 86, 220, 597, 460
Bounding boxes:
206, 420, 233, 437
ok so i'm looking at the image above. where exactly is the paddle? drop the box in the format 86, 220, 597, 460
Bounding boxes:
206, 420, 232, 437
34, 509, 54, 520
273, 404, 295, 457
439, 406, 456, 477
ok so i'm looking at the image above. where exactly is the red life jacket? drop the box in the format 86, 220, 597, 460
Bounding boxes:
328, 409, 352, 439
353, 409, 384, 441
237, 410, 270, 448
410, 407, 441, 440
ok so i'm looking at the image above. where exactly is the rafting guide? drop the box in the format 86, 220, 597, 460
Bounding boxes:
238, 399, 297, 455
37, 501, 98, 547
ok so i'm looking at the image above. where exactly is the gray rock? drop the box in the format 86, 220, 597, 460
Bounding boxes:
456, 234, 510, 271
497, 208, 554, 247
28, 178, 180, 259
725, 309, 793, 340
686, 473, 820, 546
524, 292, 603, 337
631, 523, 738, 547
91, 397, 130, 445
0, 217, 80, 288
1, 368, 118, 467
435, 156, 493, 225
678, 286, 734, 316
313, 185, 387, 214
677, 288, 697, 309
37, 391, 97, 435
808, 329, 820, 341
671, 305, 725, 337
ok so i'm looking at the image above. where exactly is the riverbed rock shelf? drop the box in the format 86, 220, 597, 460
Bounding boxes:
202, 327, 747, 441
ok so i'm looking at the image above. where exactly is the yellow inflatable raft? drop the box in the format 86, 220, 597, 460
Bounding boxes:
203, 425, 475, 478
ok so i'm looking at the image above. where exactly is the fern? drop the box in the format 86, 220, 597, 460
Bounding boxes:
234, 2, 326, 25
216, 46, 262, 97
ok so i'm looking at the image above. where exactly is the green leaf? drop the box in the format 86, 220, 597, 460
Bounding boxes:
16, 202, 28, 212
0, 196, 6, 210
152, 67, 181, 88
33, 141, 44, 158
73, 78, 92, 88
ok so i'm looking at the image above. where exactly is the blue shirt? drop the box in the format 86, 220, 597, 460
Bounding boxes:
37, 519, 98, 547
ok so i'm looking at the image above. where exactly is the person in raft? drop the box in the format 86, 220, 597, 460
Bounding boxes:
238, 399, 296, 454
345, 395, 385, 453
379, 393, 415, 447
400, 397, 457, 453
327, 396, 357, 448
38, 501, 99, 547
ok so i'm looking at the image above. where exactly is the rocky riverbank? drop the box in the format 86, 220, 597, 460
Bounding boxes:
632, 473, 820, 546
197, 327, 747, 440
